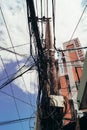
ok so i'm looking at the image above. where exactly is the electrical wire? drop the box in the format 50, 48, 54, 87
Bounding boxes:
0, 117, 35, 126
0, 6, 30, 96
0, 42, 29, 51
59, 46, 87, 52
70, 5, 87, 40
28, 11, 40, 109
0, 58, 39, 90
58, 59, 84, 64
56, 5, 87, 52
0, 90, 35, 107
0, 46, 41, 90
0, 57, 36, 82
0, 56, 24, 130
0, 45, 28, 58
52, 0, 56, 50
0, 52, 83, 90
1, 7, 37, 114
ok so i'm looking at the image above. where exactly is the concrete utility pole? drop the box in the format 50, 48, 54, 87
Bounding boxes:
26, 0, 64, 130
36, 20, 64, 130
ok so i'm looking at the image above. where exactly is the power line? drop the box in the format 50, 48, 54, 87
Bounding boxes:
56, 5, 87, 52
59, 59, 84, 64
0, 45, 28, 58
0, 60, 37, 90
0, 7, 29, 92
70, 5, 87, 40
0, 56, 24, 130
52, 0, 56, 49
0, 117, 35, 126
0, 58, 83, 83
0, 54, 37, 88
0, 7, 36, 114
0, 61, 35, 82
0, 7, 28, 58
58, 46, 87, 52
0, 90, 35, 107
0, 53, 84, 90
0, 43, 29, 51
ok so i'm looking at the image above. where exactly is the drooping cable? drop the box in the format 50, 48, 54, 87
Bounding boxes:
52, 0, 56, 50
26, 0, 49, 107
70, 5, 87, 40
0, 45, 28, 57
0, 7, 34, 111
0, 90, 35, 107
0, 58, 38, 90
0, 55, 36, 82
56, 5, 87, 52
0, 117, 35, 126
0, 56, 24, 130
0, 43, 29, 51
59, 46, 87, 52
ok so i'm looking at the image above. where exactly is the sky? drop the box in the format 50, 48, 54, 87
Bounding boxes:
0, 0, 87, 130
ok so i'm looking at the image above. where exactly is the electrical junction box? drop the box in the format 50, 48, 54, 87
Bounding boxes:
49, 95, 64, 107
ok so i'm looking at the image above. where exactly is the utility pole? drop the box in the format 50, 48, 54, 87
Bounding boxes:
39, 19, 64, 130
26, 1, 64, 130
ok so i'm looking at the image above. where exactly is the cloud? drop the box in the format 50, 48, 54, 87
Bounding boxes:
55, 0, 87, 49
0, 0, 87, 95
0, 0, 34, 94
0, 0, 29, 47
13, 70, 38, 94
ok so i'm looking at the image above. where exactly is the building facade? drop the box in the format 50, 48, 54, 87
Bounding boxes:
58, 38, 85, 125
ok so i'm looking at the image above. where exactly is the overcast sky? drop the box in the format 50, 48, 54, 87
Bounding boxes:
0, 0, 87, 130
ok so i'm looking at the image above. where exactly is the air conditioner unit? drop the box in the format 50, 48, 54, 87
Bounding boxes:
49, 95, 64, 107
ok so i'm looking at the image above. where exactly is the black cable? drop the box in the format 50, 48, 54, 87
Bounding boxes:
59, 58, 84, 64
52, 0, 56, 49
0, 90, 35, 107
59, 46, 87, 52
1, 7, 30, 98
70, 5, 87, 40
0, 43, 29, 51
0, 56, 24, 130
0, 59, 38, 90
28, 10, 39, 110
1, 7, 37, 114
0, 53, 83, 84
0, 8, 27, 58
0, 45, 27, 58
59, 64, 83, 68
56, 5, 87, 52
0, 117, 35, 126
0, 56, 37, 129
0, 56, 36, 82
